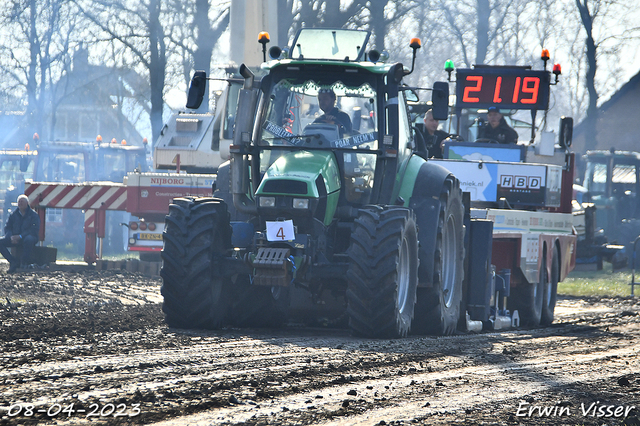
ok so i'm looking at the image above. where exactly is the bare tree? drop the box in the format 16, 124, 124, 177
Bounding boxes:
575, 0, 599, 150
74, 0, 168, 147
569, 0, 640, 150
436, 0, 516, 67
0, 0, 78, 144
166, 0, 230, 112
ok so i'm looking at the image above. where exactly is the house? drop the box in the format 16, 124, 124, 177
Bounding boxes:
1, 46, 146, 148
572, 71, 640, 154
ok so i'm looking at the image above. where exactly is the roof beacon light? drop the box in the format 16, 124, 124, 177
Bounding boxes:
258, 31, 270, 63
406, 37, 422, 76
258, 31, 270, 44
541, 49, 550, 61
96, 135, 103, 142
541, 48, 550, 70
444, 59, 455, 81
552, 63, 562, 84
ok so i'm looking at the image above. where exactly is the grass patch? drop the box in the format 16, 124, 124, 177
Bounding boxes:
561, 264, 638, 297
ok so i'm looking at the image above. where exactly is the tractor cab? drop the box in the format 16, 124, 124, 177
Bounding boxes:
216, 28, 425, 228
96, 142, 148, 182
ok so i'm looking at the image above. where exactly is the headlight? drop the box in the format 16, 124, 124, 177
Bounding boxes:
292, 198, 309, 209
259, 196, 276, 207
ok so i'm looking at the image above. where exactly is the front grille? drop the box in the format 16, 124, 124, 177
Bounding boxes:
262, 179, 307, 194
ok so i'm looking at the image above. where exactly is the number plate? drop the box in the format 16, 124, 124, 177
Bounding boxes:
266, 220, 295, 242
138, 233, 162, 241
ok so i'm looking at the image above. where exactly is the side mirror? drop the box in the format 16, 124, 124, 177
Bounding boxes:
186, 71, 207, 109
431, 81, 449, 121
559, 116, 573, 148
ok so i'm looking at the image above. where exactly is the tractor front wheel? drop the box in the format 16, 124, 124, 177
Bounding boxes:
347, 206, 419, 338
161, 197, 232, 329
412, 175, 465, 336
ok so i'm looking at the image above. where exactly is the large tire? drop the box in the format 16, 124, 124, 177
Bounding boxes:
512, 250, 546, 327
541, 247, 559, 325
160, 197, 232, 329
346, 206, 419, 338
412, 175, 465, 335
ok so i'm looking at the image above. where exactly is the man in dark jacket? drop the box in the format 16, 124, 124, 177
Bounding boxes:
314, 89, 352, 135
423, 109, 451, 158
478, 106, 519, 144
0, 194, 40, 272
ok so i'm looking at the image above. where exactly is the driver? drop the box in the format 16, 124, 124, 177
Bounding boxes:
478, 106, 518, 144
314, 89, 352, 134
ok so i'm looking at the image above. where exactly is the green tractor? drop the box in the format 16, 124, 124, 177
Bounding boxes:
160, 28, 466, 338
579, 149, 640, 266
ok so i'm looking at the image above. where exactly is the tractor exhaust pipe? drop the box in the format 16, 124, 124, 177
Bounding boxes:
230, 64, 259, 215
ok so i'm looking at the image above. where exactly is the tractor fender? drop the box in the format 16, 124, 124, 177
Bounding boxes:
408, 161, 453, 287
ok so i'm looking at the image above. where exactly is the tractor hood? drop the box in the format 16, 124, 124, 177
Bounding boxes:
257, 150, 341, 196
255, 150, 341, 226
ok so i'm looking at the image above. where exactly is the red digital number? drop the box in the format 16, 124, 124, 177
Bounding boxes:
493, 76, 502, 103
520, 77, 540, 104
462, 76, 483, 102
512, 76, 521, 103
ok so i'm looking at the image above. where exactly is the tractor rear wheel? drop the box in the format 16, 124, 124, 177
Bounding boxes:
512, 251, 546, 327
161, 197, 232, 329
541, 248, 559, 325
346, 206, 419, 338
412, 175, 465, 336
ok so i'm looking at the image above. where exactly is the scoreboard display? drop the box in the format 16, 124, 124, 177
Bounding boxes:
455, 67, 551, 110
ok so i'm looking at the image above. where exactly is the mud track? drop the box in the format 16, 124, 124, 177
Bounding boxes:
0, 266, 639, 425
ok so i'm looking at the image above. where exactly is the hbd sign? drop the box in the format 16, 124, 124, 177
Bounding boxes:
500, 175, 541, 190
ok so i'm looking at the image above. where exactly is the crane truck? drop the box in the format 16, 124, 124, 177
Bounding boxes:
159, 28, 576, 337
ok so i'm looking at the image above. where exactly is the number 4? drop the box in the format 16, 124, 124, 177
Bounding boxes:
276, 227, 285, 240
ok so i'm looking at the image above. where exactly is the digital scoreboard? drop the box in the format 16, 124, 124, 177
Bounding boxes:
455, 67, 551, 110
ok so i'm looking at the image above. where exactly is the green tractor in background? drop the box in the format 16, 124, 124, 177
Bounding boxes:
160, 28, 466, 338
578, 149, 640, 268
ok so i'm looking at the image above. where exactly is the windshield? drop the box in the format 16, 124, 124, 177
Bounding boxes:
585, 160, 637, 195
0, 157, 34, 190
98, 150, 147, 181
289, 29, 369, 61
258, 79, 378, 150
38, 152, 86, 183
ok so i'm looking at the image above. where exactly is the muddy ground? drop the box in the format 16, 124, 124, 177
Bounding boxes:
0, 265, 639, 426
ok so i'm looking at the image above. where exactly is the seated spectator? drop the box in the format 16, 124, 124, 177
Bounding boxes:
478, 106, 518, 144
0, 194, 39, 273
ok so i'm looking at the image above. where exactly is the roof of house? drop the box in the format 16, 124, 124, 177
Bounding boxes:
574, 70, 640, 136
